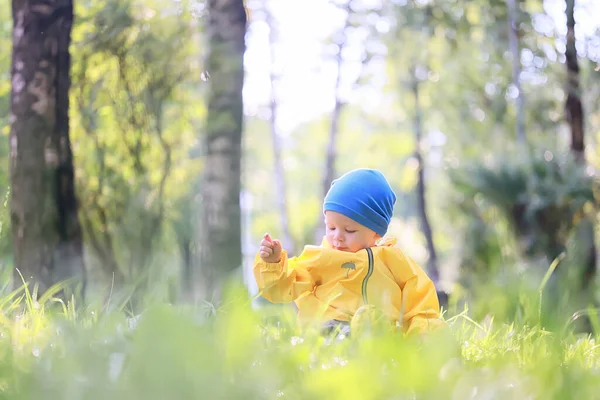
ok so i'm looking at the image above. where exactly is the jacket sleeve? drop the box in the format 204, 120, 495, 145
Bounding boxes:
253, 248, 317, 303
385, 250, 444, 335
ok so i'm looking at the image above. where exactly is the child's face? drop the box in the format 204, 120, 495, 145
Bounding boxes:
324, 211, 381, 253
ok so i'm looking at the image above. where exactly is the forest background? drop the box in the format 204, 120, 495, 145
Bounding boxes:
1, 0, 600, 397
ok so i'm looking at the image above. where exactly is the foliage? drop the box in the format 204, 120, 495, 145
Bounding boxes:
451, 151, 595, 262
447, 150, 599, 325
69, 0, 204, 297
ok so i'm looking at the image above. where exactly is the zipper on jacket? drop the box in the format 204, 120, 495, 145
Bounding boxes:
362, 247, 374, 304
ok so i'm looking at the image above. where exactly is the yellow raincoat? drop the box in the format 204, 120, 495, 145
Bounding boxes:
253, 237, 443, 335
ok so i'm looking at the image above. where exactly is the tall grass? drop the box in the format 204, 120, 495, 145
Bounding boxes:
0, 279, 598, 399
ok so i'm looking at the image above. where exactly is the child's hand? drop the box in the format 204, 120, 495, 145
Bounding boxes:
259, 233, 282, 263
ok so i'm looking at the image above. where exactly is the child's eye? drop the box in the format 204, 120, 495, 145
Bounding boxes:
345, 229, 357, 234
327, 227, 336, 231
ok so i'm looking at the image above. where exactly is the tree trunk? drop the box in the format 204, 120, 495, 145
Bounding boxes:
179, 234, 193, 296
313, 3, 352, 245
411, 72, 440, 286
314, 98, 343, 244
506, 0, 525, 143
565, 0, 584, 159
564, 0, 596, 294
265, 4, 294, 255
196, 0, 246, 302
10, 0, 86, 297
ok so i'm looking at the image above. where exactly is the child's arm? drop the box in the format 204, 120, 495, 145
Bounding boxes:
400, 265, 445, 335
253, 246, 318, 304
386, 250, 444, 335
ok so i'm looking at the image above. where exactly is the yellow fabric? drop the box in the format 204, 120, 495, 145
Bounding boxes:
253, 237, 444, 335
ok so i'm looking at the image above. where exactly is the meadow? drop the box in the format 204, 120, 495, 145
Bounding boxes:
1, 278, 598, 400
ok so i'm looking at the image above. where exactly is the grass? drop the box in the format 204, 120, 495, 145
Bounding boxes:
0, 281, 599, 400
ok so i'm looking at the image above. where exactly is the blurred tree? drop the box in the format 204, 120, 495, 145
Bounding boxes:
506, 0, 525, 143
195, 0, 247, 302
564, 0, 596, 296
313, 0, 384, 243
410, 67, 440, 286
312, 0, 353, 244
0, 5, 13, 271
262, 0, 294, 255
565, 0, 584, 160
9, 0, 85, 296
386, 0, 446, 283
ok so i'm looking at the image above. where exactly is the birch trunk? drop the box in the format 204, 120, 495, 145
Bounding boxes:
196, 0, 247, 302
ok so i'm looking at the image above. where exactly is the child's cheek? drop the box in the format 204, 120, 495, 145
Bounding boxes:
325, 233, 334, 247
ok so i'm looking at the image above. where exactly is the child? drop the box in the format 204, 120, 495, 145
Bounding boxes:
253, 168, 443, 335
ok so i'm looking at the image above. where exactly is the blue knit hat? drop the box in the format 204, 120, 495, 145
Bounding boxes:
323, 169, 396, 236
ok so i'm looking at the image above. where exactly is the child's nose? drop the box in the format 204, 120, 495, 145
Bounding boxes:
334, 231, 344, 242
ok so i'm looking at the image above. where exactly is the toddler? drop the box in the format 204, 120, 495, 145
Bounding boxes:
254, 168, 443, 335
